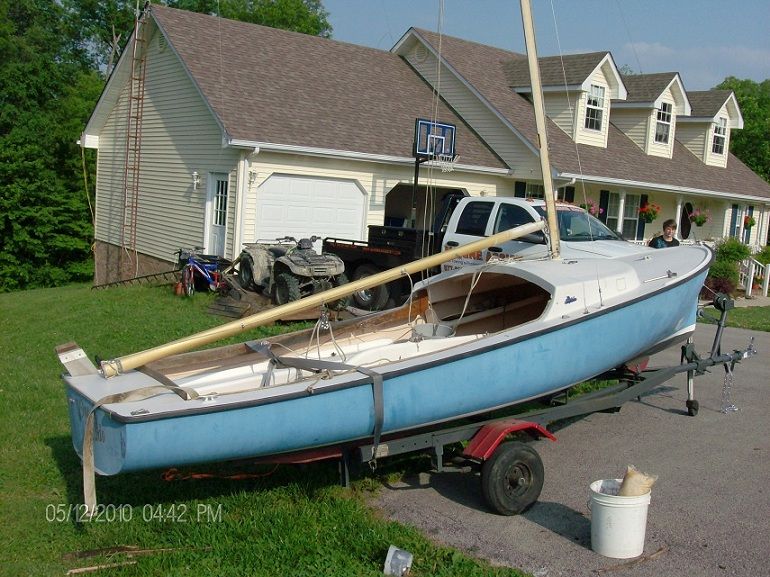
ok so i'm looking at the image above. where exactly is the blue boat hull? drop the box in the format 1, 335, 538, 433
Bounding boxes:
65, 266, 707, 476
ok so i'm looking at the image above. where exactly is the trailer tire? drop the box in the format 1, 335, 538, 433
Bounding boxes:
481, 441, 543, 515
351, 264, 389, 310
274, 272, 301, 305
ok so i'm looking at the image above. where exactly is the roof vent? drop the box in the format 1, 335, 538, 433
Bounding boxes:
413, 44, 428, 63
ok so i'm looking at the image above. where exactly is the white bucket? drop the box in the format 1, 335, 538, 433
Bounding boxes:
383, 545, 413, 576
589, 479, 651, 559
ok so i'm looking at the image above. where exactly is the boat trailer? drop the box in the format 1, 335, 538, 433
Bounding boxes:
250, 294, 756, 515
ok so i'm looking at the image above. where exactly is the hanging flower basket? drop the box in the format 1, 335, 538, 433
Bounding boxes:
639, 203, 661, 223
689, 208, 711, 227
579, 199, 603, 217
744, 215, 756, 229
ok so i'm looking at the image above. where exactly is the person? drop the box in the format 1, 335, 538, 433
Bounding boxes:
648, 219, 680, 249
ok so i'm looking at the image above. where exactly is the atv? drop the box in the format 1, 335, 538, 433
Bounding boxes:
238, 236, 349, 308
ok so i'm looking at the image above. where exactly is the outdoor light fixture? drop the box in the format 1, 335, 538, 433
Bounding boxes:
192, 171, 201, 190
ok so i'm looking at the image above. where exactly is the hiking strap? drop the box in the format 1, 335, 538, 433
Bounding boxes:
247, 341, 385, 464
82, 371, 198, 517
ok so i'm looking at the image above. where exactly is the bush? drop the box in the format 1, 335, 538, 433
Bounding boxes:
701, 275, 737, 299
708, 258, 740, 286
715, 237, 752, 263
754, 245, 770, 266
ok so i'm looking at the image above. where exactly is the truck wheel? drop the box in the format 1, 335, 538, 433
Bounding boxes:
351, 265, 389, 310
239, 255, 255, 290
274, 272, 301, 305
481, 442, 543, 515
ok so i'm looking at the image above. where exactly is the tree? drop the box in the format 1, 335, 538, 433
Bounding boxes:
0, 0, 102, 291
716, 77, 770, 184
63, 0, 332, 71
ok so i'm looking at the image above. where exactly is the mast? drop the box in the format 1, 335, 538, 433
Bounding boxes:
519, 0, 561, 259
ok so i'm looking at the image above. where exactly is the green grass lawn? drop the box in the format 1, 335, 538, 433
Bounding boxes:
0, 284, 529, 577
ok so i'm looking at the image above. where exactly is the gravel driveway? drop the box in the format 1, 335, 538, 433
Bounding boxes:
373, 324, 769, 577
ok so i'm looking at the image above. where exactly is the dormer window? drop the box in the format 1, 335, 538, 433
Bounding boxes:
654, 102, 672, 144
712, 117, 727, 155
584, 85, 605, 131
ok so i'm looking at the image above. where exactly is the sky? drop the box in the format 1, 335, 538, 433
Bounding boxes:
322, 0, 770, 90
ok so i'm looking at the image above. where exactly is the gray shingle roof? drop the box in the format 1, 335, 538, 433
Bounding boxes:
413, 29, 770, 200
147, 6, 769, 201
149, 5, 504, 168
620, 72, 679, 103
687, 90, 733, 117
504, 52, 611, 89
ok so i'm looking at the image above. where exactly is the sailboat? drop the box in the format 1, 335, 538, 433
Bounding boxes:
57, 1, 712, 513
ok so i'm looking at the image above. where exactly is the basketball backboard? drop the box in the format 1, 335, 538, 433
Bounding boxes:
414, 118, 457, 159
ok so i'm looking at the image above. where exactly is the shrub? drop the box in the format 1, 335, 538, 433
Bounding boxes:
715, 237, 751, 263
754, 245, 770, 266
708, 258, 740, 286
701, 276, 736, 299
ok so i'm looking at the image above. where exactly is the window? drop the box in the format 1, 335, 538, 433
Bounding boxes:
525, 183, 545, 199
455, 201, 493, 236
605, 192, 641, 240
213, 178, 228, 226
493, 204, 534, 233
712, 117, 727, 154
584, 85, 605, 131
655, 102, 672, 144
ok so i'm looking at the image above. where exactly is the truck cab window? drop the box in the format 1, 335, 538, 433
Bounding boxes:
455, 202, 493, 236
493, 204, 534, 233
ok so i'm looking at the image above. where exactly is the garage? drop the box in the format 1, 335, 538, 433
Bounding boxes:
255, 174, 367, 241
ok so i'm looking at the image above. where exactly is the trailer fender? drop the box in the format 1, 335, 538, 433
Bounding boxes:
462, 419, 555, 461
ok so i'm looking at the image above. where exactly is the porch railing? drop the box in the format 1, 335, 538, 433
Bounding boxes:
740, 257, 769, 298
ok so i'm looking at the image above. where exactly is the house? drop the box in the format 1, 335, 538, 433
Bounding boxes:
82, 5, 770, 284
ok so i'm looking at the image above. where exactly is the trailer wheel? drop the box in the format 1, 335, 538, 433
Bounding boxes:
481, 441, 543, 515
352, 264, 389, 310
686, 399, 699, 417
274, 272, 301, 305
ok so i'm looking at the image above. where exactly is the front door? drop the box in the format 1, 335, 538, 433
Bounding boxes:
206, 174, 228, 256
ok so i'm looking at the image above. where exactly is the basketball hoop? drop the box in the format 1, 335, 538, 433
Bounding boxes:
435, 154, 458, 173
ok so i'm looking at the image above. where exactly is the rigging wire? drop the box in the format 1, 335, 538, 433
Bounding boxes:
613, 0, 644, 74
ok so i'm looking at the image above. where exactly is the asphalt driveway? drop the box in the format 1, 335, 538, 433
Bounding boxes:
373, 323, 769, 577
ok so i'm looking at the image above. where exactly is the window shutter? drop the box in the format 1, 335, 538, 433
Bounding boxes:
598, 190, 609, 223
636, 194, 649, 240
729, 204, 738, 237
564, 186, 575, 203
514, 181, 526, 198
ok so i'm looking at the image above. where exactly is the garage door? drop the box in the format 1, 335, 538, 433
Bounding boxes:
255, 175, 366, 241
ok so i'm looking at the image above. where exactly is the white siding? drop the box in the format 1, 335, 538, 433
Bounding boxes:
647, 88, 676, 159
704, 102, 731, 168
543, 92, 579, 138
94, 25, 240, 262
575, 69, 610, 147
676, 123, 708, 161
240, 152, 516, 244
610, 109, 649, 152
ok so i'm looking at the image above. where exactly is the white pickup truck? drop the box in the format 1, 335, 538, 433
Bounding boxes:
441, 196, 647, 271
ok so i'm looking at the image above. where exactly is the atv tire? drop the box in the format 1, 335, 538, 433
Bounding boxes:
274, 272, 301, 305
239, 255, 255, 290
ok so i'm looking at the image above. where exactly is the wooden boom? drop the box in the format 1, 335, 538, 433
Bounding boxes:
100, 220, 546, 377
